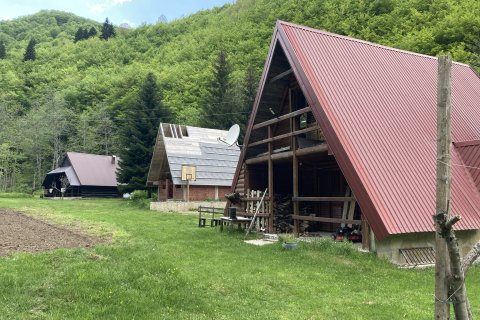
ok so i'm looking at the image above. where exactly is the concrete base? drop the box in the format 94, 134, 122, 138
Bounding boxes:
150, 201, 226, 213
375, 230, 480, 264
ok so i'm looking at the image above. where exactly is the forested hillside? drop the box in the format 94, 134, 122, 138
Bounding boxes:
0, 0, 479, 192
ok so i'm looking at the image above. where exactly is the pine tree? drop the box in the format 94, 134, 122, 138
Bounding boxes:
74, 27, 86, 43
88, 27, 97, 38
117, 73, 171, 192
201, 50, 233, 130
238, 65, 258, 142
23, 39, 37, 62
0, 41, 6, 59
100, 18, 116, 40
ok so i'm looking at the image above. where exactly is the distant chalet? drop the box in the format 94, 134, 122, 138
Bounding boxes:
42, 152, 120, 198
147, 123, 240, 201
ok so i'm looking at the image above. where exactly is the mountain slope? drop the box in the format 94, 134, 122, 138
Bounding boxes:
0, 0, 479, 191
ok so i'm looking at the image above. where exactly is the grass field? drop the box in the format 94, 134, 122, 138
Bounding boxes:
0, 197, 478, 319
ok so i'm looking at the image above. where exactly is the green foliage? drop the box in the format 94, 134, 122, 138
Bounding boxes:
0, 40, 5, 59
130, 189, 148, 200
117, 73, 169, 192
0, 0, 479, 190
278, 233, 299, 243
73, 27, 97, 42
23, 38, 36, 61
100, 18, 116, 41
0, 192, 33, 198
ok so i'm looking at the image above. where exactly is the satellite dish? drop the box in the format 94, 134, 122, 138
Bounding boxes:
218, 124, 240, 146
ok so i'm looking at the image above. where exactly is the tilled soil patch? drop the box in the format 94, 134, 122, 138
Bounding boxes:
0, 209, 102, 256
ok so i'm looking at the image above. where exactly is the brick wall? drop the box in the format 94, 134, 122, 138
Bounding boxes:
156, 179, 231, 201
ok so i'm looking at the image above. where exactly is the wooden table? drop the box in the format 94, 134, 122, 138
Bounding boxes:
219, 217, 252, 231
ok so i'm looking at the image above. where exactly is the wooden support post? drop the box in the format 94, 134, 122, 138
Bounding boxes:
290, 88, 300, 236
157, 180, 162, 201
186, 179, 190, 202
166, 178, 170, 200
361, 215, 370, 251
341, 186, 351, 227
435, 55, 452, 320
268, 125, 274, 233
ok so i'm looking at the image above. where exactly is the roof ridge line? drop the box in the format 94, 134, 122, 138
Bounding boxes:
277, 20, 470, 67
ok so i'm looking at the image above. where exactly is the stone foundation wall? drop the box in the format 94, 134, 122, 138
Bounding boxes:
374, 230, 480, 264
150, 201, 227, 213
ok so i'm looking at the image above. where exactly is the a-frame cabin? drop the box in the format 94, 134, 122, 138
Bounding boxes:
229, 21, 480, 264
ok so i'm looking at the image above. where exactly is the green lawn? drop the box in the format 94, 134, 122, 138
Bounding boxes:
0, 198, 478, 319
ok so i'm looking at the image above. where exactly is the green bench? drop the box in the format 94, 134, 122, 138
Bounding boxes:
198, 206, 224, 227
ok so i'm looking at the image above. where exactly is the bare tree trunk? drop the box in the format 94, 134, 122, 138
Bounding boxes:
435, 55, 472, 319
435, 54, 452, 320
434, 213, 470, 319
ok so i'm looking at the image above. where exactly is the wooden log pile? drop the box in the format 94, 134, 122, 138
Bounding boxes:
273, 194, 292, 232
273, 194, 311, 233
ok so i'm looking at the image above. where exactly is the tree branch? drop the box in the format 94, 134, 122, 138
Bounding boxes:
445, 215, 460, 230
462, 241, 480, 275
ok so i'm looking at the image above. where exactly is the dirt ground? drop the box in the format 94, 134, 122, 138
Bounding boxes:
0, 209, 101, 256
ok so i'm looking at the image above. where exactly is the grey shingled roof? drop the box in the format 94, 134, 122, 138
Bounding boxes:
46, 166, 81, 186
147, 124, 240, 186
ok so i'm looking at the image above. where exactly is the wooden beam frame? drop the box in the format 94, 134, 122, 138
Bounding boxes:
245, 144, 328, 164
292, 196, 356, 202
248, 125, 320, 148
292, 215, 362, 225
252, 106, 312, 130
269, 69, 293, 84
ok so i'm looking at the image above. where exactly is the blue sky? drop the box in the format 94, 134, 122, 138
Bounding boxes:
0, 0, 234, 26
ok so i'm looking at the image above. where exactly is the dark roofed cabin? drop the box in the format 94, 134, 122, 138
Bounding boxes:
229, 21, 480, 264
42, 152, 120, 198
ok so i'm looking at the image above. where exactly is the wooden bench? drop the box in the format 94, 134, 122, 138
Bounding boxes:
198, 206, 224, 227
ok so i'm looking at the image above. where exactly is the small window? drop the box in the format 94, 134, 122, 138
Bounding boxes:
181, 125, 188, 137
162, 124, 173, 137
299, 113, 307, 129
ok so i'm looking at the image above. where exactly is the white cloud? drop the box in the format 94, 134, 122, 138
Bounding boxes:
88, 3, 108, 13
111, 0, 133, 5
87, 0, 133, 14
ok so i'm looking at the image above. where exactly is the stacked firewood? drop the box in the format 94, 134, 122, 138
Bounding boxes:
272, 194, 292, 232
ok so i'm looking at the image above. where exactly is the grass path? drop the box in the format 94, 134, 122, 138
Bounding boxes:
0, 198, 478, 319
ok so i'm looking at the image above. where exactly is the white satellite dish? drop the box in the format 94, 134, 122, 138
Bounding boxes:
218, 124, 240, 146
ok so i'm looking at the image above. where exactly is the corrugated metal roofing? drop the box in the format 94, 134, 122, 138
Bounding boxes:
276, 21, 480, 238
455, 140, 480, 192
64, 152, 119, 187
233, 21, 480, 240
147, 124, 240, 186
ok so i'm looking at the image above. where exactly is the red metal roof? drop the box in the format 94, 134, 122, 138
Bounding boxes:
276, 21, 480, 238
232, 21, 480, 240
455, 141, 480, 192
65, 152, 119, 187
